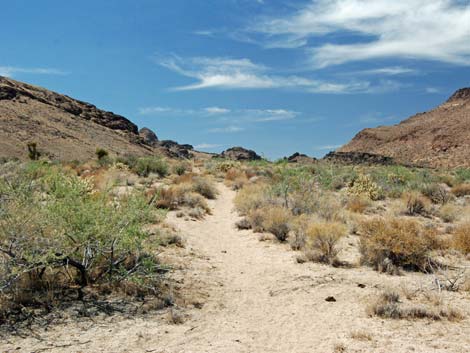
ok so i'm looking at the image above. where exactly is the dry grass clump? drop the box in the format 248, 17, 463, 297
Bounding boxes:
346, 195, 371, 214
305, 221, 348, 264
438, 203, 460, 223
247, 208, 267, 232
173, 174, 218, 200
359, 217, 441, 273
156, 185, 211, 214
234, 182, 270, 215
453, 223, 470, 254
224, 168, 249, 190
403, 192, 430, 216
368, 289, 463, 321
261, 206, 292, 242
451, 183, 470, 197
191, 176, 218, 199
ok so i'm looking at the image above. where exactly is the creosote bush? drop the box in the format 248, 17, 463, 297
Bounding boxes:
404, 192, 429, 216
261, 206, 292, 242
453, 223, 470, 255
421, 183, 451, 204
305, 222, 347, 264
359, 217, 441, 273
0, 162, 162, 321
451, 183, 470, 197
133, 156, 168, 177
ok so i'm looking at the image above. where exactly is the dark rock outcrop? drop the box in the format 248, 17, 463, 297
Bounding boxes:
139, 127, 159, 146
323, 151, 395, 166
285, 152, 317, 164
157, 140, 194, 159
219, 147, 262, 161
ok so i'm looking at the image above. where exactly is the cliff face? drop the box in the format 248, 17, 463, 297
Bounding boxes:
338, 88, 470, 168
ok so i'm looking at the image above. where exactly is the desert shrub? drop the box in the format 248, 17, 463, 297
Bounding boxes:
115, 155, 138, 170
453, 223, 470, 254
261, 206, 292, 242
27, 142, 41, 161
454, 168, 470, 183
234, 183, 270, 215
0, 163, 161, 318
235, 218, 252, 230
133, 157, 168, 177
192, 176, 218, 199
421, 184, 452, 204
359, 217, 441, 272
290, 215, 310, 250
95, 147, 109, 160
246, 208, 266, 232
346, 195, 371, 214
348, 174, 383, 201
438, 204, 460, 223
156, 185, 210, 214
172, 161, 190, 176
368, 290, 463, 321
451, 183, 470, 197
305, 222, 348, 264
404, 192, 429, 216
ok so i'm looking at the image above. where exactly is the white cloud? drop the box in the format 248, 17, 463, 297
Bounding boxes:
351, 66, 417, 76
0, 66, 67, 77
156, 55, 391, 94
208, 126, 244, 133
139, 107, 173, 115
205, 106, 231, 114
314, 144, 342, 151
194, 143, 224, 149
426, 87, 440, 94
253, 0, 470, 68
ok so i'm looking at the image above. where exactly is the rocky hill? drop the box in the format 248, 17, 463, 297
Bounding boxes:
338, 88, 470, 168
0, 76, 193, 160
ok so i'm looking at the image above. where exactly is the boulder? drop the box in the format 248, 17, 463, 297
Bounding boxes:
219, 147, 262, 161
139, 127, 159, 146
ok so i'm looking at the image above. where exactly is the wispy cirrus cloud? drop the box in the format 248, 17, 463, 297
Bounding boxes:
156, 55, 395, 94
208, 126, 244, 133
0, 66, 67, 77
251, 0, 470, 68
138, 105, 299, 122
205, 106, 231, 114
349, 66, 417, 76
313, 144, 342, 151
194, 143, 225, 149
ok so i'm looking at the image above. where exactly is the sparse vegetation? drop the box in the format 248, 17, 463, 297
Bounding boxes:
453, 223, 470, 254
133, 156, 169, 177
261, 206, 292, 242
305, 221, 347, 264
359, 217, 441, 273
368, 289, 463, 321
0, 162, 165, 323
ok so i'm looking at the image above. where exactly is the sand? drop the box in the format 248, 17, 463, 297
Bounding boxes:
2, 184, 470, 353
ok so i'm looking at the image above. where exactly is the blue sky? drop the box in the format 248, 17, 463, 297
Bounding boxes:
1, 0, 469, 159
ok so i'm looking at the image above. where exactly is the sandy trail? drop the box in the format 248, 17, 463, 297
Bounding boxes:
3, 184, 469, 353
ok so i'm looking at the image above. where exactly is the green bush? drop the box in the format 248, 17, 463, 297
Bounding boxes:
0, 163, 162, 317
133, 156, 168, 177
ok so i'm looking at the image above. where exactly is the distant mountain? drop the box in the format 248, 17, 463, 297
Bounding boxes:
338, 88, 470, 168
0, 76, 192, 160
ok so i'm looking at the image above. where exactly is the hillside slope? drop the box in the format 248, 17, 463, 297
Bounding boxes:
0, 76, 193, 160
338, 88, 470, 168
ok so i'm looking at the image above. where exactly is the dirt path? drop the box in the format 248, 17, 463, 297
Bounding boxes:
3, 184, 469, 353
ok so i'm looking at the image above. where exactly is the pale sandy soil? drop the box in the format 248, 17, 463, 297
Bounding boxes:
2, 184, 470, 353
